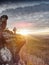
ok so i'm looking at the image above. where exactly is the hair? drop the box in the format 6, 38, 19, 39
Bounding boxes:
1, 15, 8, 20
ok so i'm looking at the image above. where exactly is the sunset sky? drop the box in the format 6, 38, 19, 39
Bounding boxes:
0, 0, 49, 31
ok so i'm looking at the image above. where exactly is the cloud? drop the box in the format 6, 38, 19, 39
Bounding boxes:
0, 1, 49, 14
12, 22, 35, 29
0, 2, 49, 29
0, 2, 40, 14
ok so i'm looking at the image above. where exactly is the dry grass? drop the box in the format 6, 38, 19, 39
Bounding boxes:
19, 35, 49, 65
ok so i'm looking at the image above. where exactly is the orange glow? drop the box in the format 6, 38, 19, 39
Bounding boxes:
16, 28, 49, 35
16, 29, 31, 35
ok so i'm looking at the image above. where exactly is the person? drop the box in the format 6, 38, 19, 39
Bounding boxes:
0, 15, 8, 48
1, 15, 8, 31
0, 15, 8, 39
0, 15, 12, 65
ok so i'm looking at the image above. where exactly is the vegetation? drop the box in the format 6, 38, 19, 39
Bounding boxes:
19, 35, 49, 65
0, 29, 49, 65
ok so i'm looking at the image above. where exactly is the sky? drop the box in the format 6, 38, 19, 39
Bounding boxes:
0, 0, 49, 30
0, 0, 48, 3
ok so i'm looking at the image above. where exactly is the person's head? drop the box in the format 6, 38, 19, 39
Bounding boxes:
1, 15, 8, 30
1, 15, 8, 22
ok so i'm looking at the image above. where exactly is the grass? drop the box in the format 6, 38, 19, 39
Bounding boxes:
19, 35, 49, 65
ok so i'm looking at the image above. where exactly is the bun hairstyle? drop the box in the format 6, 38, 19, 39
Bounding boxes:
1, 15, 8, 20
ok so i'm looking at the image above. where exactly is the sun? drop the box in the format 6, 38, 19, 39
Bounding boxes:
16, 29, 30, 35
16, 28, 49, 35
